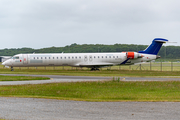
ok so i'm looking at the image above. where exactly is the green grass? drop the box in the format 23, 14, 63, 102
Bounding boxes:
1, 62, 180, 76
1, 62, 180, 71
1, 68, 180, 77
0, 75, 50, 81
1, 80, 180, 102
1, 63, 180, 102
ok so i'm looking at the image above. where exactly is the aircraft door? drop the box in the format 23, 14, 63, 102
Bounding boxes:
84, 55, 88, 64
23, 54, 28, 64
89, 55, 93, 64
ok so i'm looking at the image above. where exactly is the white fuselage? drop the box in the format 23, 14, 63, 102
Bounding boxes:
2, 52, 157, 68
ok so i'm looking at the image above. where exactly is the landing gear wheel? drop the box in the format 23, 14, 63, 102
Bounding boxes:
91, 68, 100, 71
11, 67, 14, 71
91, 68, 95, 71
96, 68, 100, 71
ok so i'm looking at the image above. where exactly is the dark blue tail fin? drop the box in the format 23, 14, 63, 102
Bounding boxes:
138, 38, 168, 55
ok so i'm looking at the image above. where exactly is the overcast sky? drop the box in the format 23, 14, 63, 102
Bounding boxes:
0, 0, 179, 49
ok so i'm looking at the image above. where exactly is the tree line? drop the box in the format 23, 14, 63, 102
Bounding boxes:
0, 43, 179, 59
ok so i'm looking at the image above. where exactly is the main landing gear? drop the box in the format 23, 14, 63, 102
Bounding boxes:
11, 67, 14, 71
91, 68, 100, 71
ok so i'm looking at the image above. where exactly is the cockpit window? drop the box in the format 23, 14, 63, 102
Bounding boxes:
13, 56, 19, 59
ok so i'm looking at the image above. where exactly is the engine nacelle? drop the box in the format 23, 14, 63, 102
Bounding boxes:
126, 52, 144, 59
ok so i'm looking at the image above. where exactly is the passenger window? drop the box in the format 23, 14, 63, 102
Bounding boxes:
34, 57, 35, 59
72, 57, 74, 59
113, 56, 115, 58
106, 56, 107, 58
94, 56, 96, 58
68, 57, 70, 59
117, 56, 118, 58
102, 56, 103, 58
64, 57, 66, 59
79, 57, 81, 59
61, 57, 62, 59
109, 56, 111, 58
45, 57, 46, 59
75, 57, 77, 59
57, 57, 58, 59
49, 57, 51, 59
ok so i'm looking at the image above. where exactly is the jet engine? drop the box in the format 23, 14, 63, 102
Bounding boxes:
126, 52, 144, 59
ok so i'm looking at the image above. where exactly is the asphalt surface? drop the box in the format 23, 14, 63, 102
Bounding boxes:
0, 74, 112, 85
0, 97, 180, 120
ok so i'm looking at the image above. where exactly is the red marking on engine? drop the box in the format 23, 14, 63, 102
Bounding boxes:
20, 60, 22, 62
127, 52, 134, 59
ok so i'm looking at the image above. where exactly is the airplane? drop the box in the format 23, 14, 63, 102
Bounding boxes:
2, 38, 168, 71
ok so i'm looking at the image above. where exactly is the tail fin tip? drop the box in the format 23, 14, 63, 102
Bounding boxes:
153, 38, 168, 43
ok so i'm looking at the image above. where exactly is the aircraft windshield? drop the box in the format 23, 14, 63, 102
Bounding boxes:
12, 56, 19, 59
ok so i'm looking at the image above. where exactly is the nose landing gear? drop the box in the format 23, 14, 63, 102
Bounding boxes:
11, 67, 14, 71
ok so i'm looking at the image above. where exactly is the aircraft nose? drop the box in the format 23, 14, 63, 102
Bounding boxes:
2, 62, 5, 66
2, 60, 10, 66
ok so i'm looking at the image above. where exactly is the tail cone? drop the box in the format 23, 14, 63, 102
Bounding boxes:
156, 55, 161, 59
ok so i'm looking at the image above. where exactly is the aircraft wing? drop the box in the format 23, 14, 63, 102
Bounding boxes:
134, 62, 147, 65
78, 58, 131, 68
78, 63, 115, 67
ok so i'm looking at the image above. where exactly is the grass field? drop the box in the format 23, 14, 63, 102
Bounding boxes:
1, 62, 180, 71
1, 67, 180, 77
1, 62, 180, 102
0, 75, 50, 81
1, 80, 180, 102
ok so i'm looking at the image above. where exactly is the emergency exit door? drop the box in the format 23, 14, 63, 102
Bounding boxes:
23, 54, 28, 64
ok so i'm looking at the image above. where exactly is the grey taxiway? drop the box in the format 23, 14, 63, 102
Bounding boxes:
0, 97, 180, 120
0, 74, 180, 85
